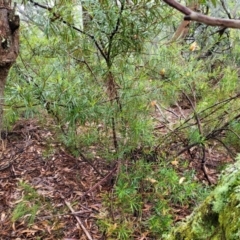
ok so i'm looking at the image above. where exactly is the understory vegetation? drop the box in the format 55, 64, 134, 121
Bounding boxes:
3, 0, 240, 239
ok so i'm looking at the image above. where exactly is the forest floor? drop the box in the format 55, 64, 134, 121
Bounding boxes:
0, 113, 233, 239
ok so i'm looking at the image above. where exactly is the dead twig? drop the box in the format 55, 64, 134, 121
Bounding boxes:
62, 196, 93, 240
63, 150, 104, 177
174, 102, 187, 119
182, 90, 202, 136
38, 210, 93, 220
155, 103, 170, 123
212, 137, 235, 160
81, 164, 117, 199
177, 142, 198, 157
200, 144, 212, 185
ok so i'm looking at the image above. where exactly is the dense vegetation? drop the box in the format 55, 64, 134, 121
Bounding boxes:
2, 0, 240, 239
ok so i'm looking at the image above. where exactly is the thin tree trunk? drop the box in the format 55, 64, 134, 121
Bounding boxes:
0, 1, 20, 135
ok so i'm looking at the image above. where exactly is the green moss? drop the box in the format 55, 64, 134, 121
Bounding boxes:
165, 157, 240, 240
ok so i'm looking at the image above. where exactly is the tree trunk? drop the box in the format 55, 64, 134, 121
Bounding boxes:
0, 1, 20, 136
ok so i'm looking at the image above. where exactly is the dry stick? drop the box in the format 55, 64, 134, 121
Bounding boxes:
174, 93, 240, 133
220, 0, 232, 19
200, 145, 212, 185
155, 103, 169, 123
224, 128, 240, 141
78, 151, 105, 177
63, 150, 104, 177
205, 113, 240, 141
199, 93, 240, 118
180, 92, 211, 184
177, 142, 198, 157
174, 102, 187, 119
163, 106, 179, 118
181, 91, 226, 184
166, 94, 240, 157
81, 164, 117, 199
63, 197, 93, 240
38, 210, 93, 220
182, 91, 202, 135
212, 137, 235, 160
111, 117, 118, 150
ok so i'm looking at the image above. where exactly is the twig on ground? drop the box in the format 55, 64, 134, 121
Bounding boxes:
177, 142, 198, 157
175, 102, 187, 119
81, 164, 117, 199
155, 103, 170, 123
38, 210, 93, 220
212, 137, 235, 160
62, 196, 93, 240
63, 150, 104, 177
161, 105, 179, 118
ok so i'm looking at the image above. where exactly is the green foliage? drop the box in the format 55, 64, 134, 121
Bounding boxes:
12, 181, 41, 225
188, 128, 205, 145
225, 121, 240, 151
98, 159, 209, 238
7, 0, 171, 158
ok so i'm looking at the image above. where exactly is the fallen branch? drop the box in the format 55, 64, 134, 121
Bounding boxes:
155, 103, 169, 123
81, 164, 117, 199
63, 150, 104, 177
62, 197, 93, 240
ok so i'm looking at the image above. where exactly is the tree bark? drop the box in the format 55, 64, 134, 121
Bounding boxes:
0, 1, 20, 136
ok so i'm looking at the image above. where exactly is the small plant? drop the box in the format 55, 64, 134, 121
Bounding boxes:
98, 159, 210, 238
12, 181, 42, 225
146, 197, 173, 234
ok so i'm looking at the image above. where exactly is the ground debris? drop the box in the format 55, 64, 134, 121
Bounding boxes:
0, 119, 112, 239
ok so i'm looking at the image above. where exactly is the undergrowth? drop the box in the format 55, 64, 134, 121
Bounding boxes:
12, 181, 42, 225
97, 159, 210, 239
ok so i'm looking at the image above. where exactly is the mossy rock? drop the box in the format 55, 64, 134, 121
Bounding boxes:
165, 158, 240, 240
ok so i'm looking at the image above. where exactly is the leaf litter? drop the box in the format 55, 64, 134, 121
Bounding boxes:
0, 119, 113, 239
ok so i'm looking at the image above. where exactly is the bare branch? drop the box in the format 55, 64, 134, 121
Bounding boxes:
163, 0, 240, 29
62, 196, 93, 240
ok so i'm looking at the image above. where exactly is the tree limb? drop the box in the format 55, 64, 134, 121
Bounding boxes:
163, 0, 240, 29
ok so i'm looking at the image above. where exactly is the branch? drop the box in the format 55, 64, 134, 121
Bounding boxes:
28, 0, 108, 62
107, 0, 125, 66
62, 196, 93, 240
200, 144, 212, 185
220, 0, 231, 19
81, 164, 117, 199
163, 0, 240, 29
